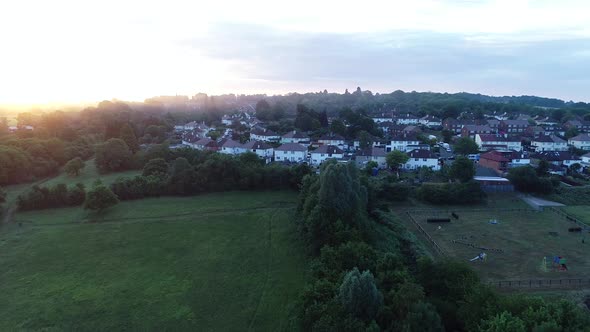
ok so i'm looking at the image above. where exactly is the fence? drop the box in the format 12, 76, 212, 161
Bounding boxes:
491, 278, 590, 289
405, 212, 446, 256
546, 207, 590, 230
406, 208, 535, 215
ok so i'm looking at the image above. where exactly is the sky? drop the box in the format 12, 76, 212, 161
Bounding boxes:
1, 0, 589, 105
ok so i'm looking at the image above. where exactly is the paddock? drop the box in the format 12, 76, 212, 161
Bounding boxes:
408, 208, 590, 281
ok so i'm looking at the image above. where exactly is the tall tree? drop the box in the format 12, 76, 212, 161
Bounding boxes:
95, 138, 133, 173
255, 99, 272, 121
64, 157, 85, 176
449, 156, 475, 182
143, 158, 169, 177
338, 268, 383, 321
454, 137, 479, 155
120, 123, 140, 153
330, 119, 347, 137
386, 151, 409, 177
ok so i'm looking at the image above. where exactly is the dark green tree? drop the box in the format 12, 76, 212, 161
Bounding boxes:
64, 157, 85, 176
255, 99, 272, 121
330, 119, 347, 137
536, 159, 550, 176
358, 130, 372, 149
480, 311, 526, 332
338, 268, 383, 321
449, 156, 475, 182
120, 123, 140, 153
0, 145, 32, 185
95, 138, 133, 173
84, 182, 119, 213
143, 158, 169, 177
454, 137, 479, 155
168, 157, 195, 195
403, 302, 444, 332
386, 151, 409, 177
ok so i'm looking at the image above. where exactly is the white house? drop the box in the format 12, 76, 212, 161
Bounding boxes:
535, 151, 582, 168
281, 131, 310, 144
404, 149, 440, 170
507, 151, 531, 167
220, 139, 246, 155
243, 140, 274, 162
355, 147, 388, 168
194, 138, 219, 151
250, 128, 280, 142
568, 134, 590, 151
221, 115, 236, 126
581, 152, 590, 166
419, 115, 442, 128
475, 134, 522, 152
371, 112, 394, 124
310, 145, 344, 166
318, 134, 346, 147
531, 135, 568, 152
274, 143, 308, 163
386, 133, 421, 152
394, 113, 420, 125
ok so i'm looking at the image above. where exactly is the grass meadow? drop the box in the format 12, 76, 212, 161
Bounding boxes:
0, 191, 308, 331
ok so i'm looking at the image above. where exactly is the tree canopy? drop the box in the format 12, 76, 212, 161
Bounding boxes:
84, 182, 119, 212
64, 157, 85, 176
449, 156, 475, 183
95, 138, 133, 173
453, 137, 479, 155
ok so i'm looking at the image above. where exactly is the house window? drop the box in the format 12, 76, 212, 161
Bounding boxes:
423, 158, 427, 161
415, 158, 419, 161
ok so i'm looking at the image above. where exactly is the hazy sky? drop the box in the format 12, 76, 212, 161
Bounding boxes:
1, 0, 589, 104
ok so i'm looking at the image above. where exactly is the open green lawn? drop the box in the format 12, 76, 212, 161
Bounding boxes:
0, 191, 307, 331
561, 206, 590, 226
409, 208, 590, 281
43, 159, 141, 188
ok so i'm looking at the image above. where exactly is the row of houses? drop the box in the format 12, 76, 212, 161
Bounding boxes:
184, 136, 441, 170
372, 113, 442, 128
479, 149, 590, 176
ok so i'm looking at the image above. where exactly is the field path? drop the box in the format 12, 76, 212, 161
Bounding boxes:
247, 208, 278, 331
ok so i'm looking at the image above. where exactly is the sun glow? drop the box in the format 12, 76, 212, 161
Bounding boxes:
1, 0, 589, 105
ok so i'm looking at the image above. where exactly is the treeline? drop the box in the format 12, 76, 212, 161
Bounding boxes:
16, 149, 311, 211
112, 151, 311, 199
261, 89, 590, 118
293, 161, 589, 331
17, 183, 86, 211
0, 137, 94, 185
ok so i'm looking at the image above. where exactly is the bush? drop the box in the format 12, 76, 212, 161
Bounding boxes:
507, 166, 554, 194
84, 183, 119, 212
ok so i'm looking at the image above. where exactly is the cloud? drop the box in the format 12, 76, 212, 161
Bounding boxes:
187, 23, 590, 100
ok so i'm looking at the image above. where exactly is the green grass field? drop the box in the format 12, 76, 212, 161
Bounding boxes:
409, 208, 590, 281
0, 191, 308, 331
560, 206, 590, 226
43, 159, 141, 188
